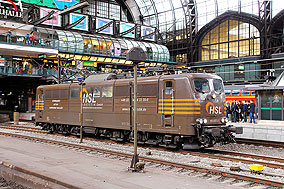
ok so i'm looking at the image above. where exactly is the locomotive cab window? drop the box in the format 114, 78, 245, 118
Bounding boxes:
213, 79, 224, 93
165, 81, 173, 95
193, 79, 210, 93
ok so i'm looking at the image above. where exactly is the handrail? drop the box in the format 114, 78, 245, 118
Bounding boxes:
0, 66, 58, 77
0, 34, 56, 49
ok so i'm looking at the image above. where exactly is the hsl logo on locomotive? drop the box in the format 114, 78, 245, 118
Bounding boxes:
206, 102, 222, 114
80, 89, 96, 104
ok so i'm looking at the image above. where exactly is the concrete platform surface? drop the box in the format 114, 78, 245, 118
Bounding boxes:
231, 121, 284, 142
0, 135, 240, 189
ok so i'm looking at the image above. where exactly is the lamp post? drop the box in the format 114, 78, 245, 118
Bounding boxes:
126, 47, 146, 171
79, 79, 86, 143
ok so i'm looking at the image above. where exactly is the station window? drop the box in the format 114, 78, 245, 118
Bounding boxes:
165, 81, 173, 95
102, 86, 113, 97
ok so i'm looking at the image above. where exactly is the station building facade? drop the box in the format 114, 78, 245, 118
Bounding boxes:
1, 0, 284, 117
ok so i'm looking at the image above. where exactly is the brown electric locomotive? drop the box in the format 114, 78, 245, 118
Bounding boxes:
35, 73, 243, 149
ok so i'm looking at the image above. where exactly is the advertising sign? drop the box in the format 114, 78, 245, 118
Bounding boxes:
70, 13, 89, 31
83, 61, 95, 67
40, 7, 61, 27
120, 22, 135, 38
141, 26, 155, 41
96, 18, 113, 35
0, 0, 22, 18
109, 43, 121, 57
0, 58, 5, 66
22, 0, 79, 10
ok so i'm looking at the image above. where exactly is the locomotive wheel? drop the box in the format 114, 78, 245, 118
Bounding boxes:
199, 135, 210, 148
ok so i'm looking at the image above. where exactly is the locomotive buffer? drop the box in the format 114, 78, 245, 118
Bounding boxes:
126, 47, 146, 172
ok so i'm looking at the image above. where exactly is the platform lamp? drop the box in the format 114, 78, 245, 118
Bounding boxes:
78, 77, 86, 143
126, 47, 146, 171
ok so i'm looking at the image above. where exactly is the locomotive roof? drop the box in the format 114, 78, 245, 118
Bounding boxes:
37, 73, 222, 89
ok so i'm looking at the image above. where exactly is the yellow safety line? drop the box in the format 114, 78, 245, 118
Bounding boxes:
175, 112, 200, 114
158, 107, 200, 110
158, 103, 200, 106
226, 96, 254, 99
158, 111, 200, 114
159, 99, 200, 102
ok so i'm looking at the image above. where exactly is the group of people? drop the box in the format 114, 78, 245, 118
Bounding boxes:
5, 30, 36, 45
24, 31, 35, 45
226, 100, 256, 123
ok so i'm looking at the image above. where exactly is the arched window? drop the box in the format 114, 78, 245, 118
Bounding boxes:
201, 19, 260, 61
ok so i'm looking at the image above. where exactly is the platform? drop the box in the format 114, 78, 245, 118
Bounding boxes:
0, 135, 239, 189
231, 121, 284, 142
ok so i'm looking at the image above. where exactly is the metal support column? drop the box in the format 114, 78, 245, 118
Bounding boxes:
57, 56, 61, 84
126, 47, 146, 172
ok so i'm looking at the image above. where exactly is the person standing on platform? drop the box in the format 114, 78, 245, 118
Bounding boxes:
243, 100, 248, 122
24, 33, 30, 45
226, 102, 231, 122
29, 31, 35, 46
239, 100, 243, 122
249, 100, 256, 124
231, 100, 236, 122
6, 30, 12, 43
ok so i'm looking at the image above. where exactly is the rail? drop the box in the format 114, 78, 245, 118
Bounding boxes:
0, 130, 283, 187
1, 124, 284, 187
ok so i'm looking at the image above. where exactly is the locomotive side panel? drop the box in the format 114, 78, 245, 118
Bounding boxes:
35, 73, 243, 149
36, 85, 72, 125
158, 76, 198, 135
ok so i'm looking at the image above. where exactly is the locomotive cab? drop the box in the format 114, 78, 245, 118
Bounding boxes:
185, 74, 243, 149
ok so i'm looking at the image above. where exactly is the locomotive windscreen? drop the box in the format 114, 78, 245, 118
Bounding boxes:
193, 79, 210, 93
213, 79, 224, 93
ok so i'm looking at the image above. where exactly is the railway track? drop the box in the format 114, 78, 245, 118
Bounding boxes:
236, 138, 284, 148
2, 124, 284, 169
1, 124, 284, 187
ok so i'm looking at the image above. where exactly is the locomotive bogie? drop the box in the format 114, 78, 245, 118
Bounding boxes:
35, 73, 243, 149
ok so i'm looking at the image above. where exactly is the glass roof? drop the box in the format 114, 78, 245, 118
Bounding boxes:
133, 0, 283, 35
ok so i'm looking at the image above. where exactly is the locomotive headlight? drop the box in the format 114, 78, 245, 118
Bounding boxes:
224, 118, 228, 123
203, 119, 208, 124
212, 93, 216, 99
221, 118, 225, 123
196, 118, 203, 124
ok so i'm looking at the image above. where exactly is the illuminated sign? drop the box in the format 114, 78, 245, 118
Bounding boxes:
0, 58, 5, 66
141, 26, 155, 41
109, 43, 121, 56
40, 7, 61, 27
0, 0, 23, 18
96, 18, 113, 35
70, 13, 89, 31
21, 0, 79, 10
120, 22, 135, 38
83, 61, 97, 67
